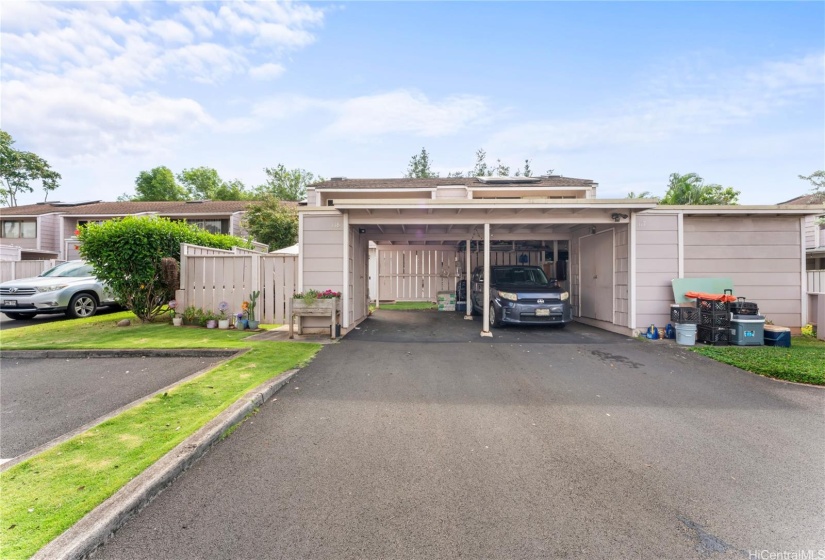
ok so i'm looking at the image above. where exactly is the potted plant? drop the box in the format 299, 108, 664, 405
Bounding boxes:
247, 290, 260, 330
205, 310, 218, 329
169, 300, 183, 326
235, 311, 246, 330
217, 301, 230, 329
182, 305, 198, 326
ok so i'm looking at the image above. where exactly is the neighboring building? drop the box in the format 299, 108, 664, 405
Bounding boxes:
297, 176, 824, 336
779, 194, 825, 270
0, 200, 273, 261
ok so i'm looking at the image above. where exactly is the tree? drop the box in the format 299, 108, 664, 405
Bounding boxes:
255, 164, 319, 201
120, 166, 188, 201
660, 173, 739, 205
404, 148, 439, 178
242, 197, 298, 251
471, 149, 490, 177
177, 167, 252, 201
799, 171, 825, 203
78, 216, 249, 322
522, 159, 532, 177
0, 130, 61, 206
626, 191, 655, 199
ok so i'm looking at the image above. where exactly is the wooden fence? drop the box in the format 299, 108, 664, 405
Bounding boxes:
809, 270, 825, 294
377, 247, 457, 301
175, 244, 297, 324
0, 260, 65, 282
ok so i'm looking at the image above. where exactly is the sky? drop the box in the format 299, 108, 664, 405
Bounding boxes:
1, 1, 823, 206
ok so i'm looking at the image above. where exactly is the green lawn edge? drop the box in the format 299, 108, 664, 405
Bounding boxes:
691, 336, 825, 385
0, 313, 321, 559
376, 302, 438, 311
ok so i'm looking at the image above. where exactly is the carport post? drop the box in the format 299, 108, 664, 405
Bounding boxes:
464, 238, 472, 320
481, 223, 492, 337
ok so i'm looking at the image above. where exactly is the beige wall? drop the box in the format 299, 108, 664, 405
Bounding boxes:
435, 187, 468, 199
684, 216, 803, 327
301, 212, 344, 331
38, 213, 61, 253
635, 214, 679, 328
319, 191, 432, 206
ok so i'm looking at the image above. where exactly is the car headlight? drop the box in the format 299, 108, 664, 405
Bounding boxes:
559, 291, 569, 301
36, 284, 69, 293
498, 291, 518, 302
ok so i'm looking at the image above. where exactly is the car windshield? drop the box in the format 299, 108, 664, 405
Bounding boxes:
492, 267, 550, 285
39, 261, 95, 278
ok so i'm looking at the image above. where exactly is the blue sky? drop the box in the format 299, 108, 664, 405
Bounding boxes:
2, 1, 823, 205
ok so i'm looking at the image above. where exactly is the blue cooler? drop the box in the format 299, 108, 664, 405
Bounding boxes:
763, 325, 791, 347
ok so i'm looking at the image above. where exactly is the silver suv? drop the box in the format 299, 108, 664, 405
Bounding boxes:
0, 261, 117, 320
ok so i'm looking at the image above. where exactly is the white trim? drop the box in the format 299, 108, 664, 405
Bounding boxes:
677, 211, 684, 279
482, 223, 491, 335
298, 213, 304, 292
343, 213, 350, 329
801, 216, 807, 326
465, 238, 472, 318
629, 212, 637, 330
317, 188, 435, 193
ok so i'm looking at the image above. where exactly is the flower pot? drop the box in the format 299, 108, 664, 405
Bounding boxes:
235, 320, 245, 330
206, 319, 218, 329
172, 317, 183, 327
218, 319, 230, 330
247, 320, 260, 330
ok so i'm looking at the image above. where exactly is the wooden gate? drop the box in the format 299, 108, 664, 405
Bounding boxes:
377, 247, 457, 301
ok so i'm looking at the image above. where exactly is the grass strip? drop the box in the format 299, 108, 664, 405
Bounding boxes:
377, 301, 438, 311
692, 336, 825, 385
0, 313, 320, 559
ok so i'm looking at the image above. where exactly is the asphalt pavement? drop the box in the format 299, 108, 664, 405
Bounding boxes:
93, 310, 824, 559
0, 354, 229, 460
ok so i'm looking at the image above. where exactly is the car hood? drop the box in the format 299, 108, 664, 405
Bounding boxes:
0, 276, 95, 288
494, 282, 566, 296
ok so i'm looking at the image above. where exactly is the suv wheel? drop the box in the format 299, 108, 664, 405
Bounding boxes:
67, 293, 97, 318
489, 303, 502, 328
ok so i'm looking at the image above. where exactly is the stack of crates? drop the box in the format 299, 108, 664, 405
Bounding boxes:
697, 297, 731, 345
437, 291, 456, 312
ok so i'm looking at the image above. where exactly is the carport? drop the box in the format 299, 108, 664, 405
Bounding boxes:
298, 185, 656, 337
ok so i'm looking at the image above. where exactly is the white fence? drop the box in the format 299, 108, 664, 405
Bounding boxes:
808, 270, 825, 294
0, 260, 65, 282
176, 244, 297, 324
377, 248, 457, 301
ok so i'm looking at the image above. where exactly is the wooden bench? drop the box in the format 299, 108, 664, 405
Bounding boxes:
288, 298, 339, 340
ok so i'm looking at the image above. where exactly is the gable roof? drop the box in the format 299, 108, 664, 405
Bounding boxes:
310, 176, 595, 190
778, 193, 824, 205
0, 200, 294, 217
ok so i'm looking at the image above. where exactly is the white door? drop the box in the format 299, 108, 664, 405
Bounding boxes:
579, 231, 613, 322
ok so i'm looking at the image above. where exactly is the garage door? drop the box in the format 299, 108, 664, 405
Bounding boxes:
579, 231, 613, 322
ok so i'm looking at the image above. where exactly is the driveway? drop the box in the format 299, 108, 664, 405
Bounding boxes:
0, 353, 233, 462
98, 311, 824, 559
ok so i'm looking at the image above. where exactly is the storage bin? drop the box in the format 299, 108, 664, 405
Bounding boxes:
730, 314, 765, 346
455, 301, 466, 312
763, 325, 791, 348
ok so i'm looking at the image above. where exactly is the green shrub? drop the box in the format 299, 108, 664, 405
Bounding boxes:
78, 216, 249, 322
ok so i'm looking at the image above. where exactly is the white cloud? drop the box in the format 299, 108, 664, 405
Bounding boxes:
487, 52, 825, 154
249, 62, 286, 81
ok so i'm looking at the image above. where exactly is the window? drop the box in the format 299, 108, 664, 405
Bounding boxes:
1, 220, 36, 238
187, 219, 226, 234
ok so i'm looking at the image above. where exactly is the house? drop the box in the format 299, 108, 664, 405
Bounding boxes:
297, 176, 824, 336
0, 200, 268, 262
779, 194, 825, 271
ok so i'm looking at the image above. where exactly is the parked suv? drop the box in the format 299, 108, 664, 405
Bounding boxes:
470, 265, 572, 328
0, 260, 117, 320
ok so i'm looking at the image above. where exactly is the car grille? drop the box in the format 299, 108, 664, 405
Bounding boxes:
519, 314, 564, 322
0, 287, 36, 296
519, 297, 560, 303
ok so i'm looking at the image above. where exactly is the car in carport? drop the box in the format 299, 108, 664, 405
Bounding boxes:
0, 260, 117, 320
470, 265, 572, 328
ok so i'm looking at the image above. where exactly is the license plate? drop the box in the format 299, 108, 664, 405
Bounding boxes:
536, 308, 550, 316
3, 300, 17, 306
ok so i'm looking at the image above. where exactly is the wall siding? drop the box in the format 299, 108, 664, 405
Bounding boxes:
301, 213, 344, 331
634, 214, 679, 329
684, 216, 803, 327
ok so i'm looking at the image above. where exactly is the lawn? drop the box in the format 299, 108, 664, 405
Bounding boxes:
376, 301, 438, 310
0, 312, 321, 559
692, 336, 825, 385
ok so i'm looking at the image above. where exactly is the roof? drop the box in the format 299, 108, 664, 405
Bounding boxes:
310, 176, 596, 190
778, 193, 825, 206
0, 200, 295, 217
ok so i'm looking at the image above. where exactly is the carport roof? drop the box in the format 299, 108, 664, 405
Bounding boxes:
310, 176, 596, 189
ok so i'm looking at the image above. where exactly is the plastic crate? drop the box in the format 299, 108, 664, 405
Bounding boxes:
697, 326, 730, 345
700, 312, 730, 328
670, 305, 700, 324
698, 299, 729, 313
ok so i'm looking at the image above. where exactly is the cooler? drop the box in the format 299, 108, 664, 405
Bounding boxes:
730, 314, 765, 346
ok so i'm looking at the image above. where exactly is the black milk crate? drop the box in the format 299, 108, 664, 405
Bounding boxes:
700, 312, 730, 328
697, 298, 729, 314
698, 326, 730, 346
670, 306, 700, 324
730, 297, 759, 316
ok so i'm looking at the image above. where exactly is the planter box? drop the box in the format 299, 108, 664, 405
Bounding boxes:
289, 298, 340, 339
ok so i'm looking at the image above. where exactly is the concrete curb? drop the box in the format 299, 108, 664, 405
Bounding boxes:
1, 349, 239, 359
31, 368, 302, 560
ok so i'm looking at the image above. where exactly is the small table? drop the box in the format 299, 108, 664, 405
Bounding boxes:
288, 298, 339, 340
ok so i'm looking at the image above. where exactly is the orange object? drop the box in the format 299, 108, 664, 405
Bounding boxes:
684, 291, 736, 302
